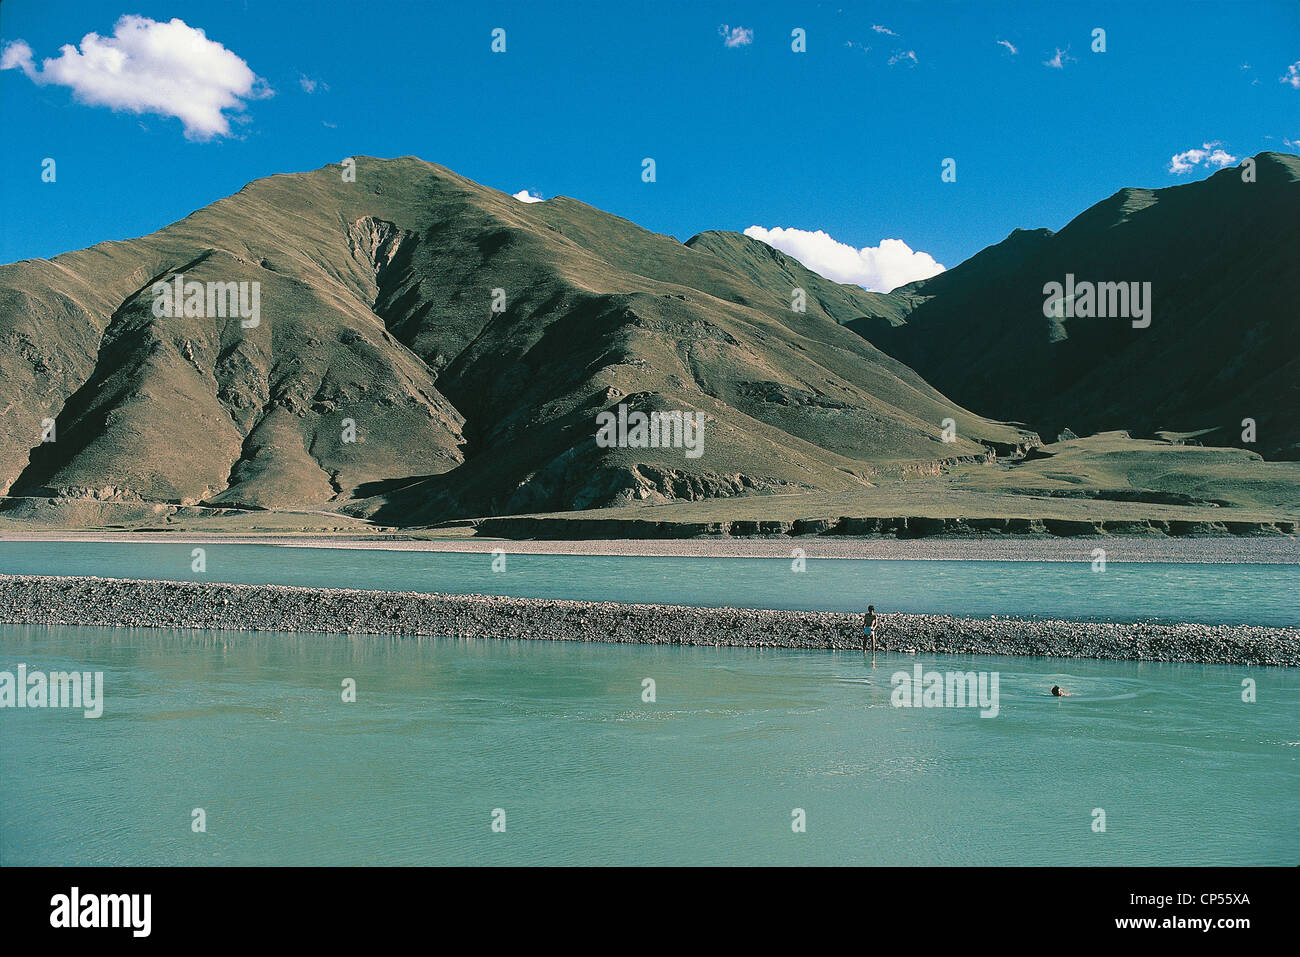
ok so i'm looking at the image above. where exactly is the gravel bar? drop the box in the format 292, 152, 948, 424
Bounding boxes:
0, 574, 1295, 667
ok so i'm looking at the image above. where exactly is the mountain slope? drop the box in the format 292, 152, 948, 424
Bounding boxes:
0, 157, 1031, 524
836, 151, 1300, 459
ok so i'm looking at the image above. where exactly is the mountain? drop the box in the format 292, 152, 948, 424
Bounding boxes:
0, 157, 1031, 525
839, 151, 1300, 460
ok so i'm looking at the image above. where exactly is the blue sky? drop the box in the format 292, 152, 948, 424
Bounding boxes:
1, 0, 1296, 288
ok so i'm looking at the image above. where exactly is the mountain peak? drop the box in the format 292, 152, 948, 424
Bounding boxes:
838, 152, 1300, 460
0, 159, 1031, 522
1248, 150, 1300, 181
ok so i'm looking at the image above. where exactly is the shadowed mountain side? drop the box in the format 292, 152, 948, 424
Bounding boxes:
837, 152, 1300, 460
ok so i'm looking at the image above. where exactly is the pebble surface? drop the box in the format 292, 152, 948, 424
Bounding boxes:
0, 574, 1295, 666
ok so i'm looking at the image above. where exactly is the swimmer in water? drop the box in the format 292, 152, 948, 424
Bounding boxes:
1051, 685, 1071, 697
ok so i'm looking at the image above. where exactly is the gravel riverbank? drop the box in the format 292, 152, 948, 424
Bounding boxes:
1, 574, 1295, 666
3, 531, 1299, 562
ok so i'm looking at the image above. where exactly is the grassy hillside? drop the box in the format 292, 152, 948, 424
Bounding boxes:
0, 157, 1030, 526
465, 434, 1300, 537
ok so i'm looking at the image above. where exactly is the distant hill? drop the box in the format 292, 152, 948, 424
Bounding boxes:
836, 152, 1300, 460
0, 157, 1031, 525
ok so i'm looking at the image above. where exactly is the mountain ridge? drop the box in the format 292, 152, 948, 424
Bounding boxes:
0, 156, 1031, 526
841, 151, 1300, 460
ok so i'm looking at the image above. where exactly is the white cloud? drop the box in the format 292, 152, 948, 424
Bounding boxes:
1285, 137, 1299, 150
1205, 148, 1237, 167
512, 189, 544, 203
1281, 61, 1300, 89
872, 24, 898, 37
0, 40, 34, 75
744, 226, 945, 293
997, 39, 1018, 55
0, 16, 268, 140
1044, 47, 1075, 69
1169, 141, 1237, 175
299, 74, 327, 94
888, 50, 917, 66
1169, 146, 1208, 174
719, 25, 753, 48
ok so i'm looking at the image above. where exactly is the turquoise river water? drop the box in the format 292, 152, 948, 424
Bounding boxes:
0, 541, 1297, 625
0, 542, 1295, 865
